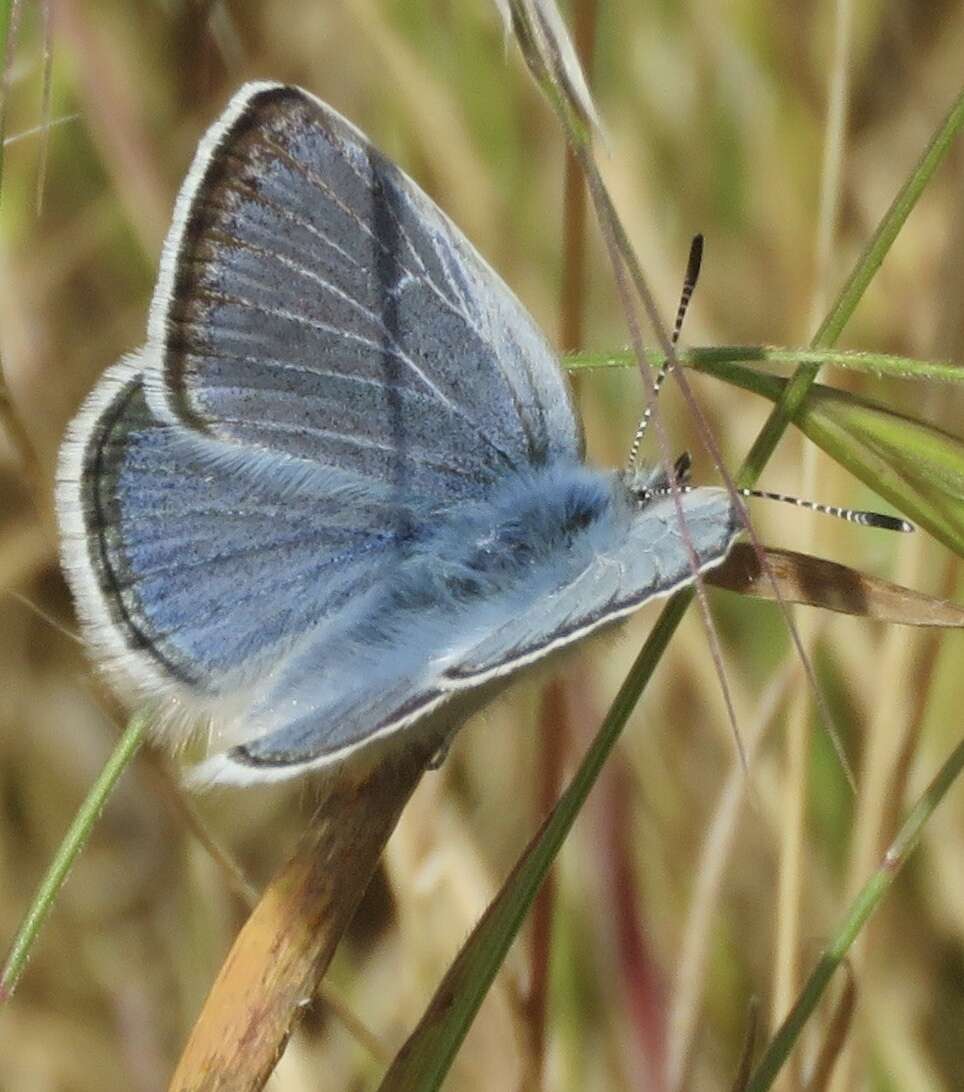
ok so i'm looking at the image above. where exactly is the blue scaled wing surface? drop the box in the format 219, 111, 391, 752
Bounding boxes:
56, 82, 738, 784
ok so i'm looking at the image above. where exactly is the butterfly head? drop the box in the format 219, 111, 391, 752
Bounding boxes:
621, 450, 693, 506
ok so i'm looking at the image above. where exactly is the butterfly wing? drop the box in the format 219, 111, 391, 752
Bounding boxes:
144, 82, 582, 501
57, 357, 411, 714
58, 83, 581, 725
187, 635, 457, 786
188, 484, 739, 785
441, 487, 739, 683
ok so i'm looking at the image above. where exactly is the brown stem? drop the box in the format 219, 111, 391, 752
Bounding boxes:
167, 740, 436, 1091
523, 6, 599, 1084
524, 676, 569, 1085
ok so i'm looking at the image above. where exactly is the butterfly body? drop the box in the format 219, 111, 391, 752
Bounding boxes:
57, 83, 740, 784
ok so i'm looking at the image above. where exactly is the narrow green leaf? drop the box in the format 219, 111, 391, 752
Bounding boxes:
0, 711, 147, 1002
744, 735, 964, 1092
563, 346, 964, 384
740, 84, 964, 488
377, 593, 692, 1091
0, 0, 14, 65
0, 0, 22, 196
377, 83, 964, 1091
710, 363, 964, 556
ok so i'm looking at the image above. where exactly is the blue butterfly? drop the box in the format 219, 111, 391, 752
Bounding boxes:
56, 83, 739, 785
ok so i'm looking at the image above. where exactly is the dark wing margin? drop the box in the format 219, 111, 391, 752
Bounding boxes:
184, 488, 741, 787
56, 355, 407, 702
143, 82, 582, 504
438, 489, 741, 686
201, 687, 452, 788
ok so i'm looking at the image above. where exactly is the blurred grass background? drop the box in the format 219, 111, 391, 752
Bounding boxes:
0, 2, 962, 1090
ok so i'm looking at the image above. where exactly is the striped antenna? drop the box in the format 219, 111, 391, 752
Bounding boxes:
735, 488, 914, 532
626, 234, 704, 469
646, 480, 914, 533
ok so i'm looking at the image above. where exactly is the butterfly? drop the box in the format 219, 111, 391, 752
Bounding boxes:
56, 83, 740, 785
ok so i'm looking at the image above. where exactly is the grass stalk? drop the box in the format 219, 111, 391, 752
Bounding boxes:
0, 710, 148, 1001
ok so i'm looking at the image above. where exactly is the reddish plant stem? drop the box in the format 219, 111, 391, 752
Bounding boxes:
524, 2, 599, 1084
603, 759, 667, 1087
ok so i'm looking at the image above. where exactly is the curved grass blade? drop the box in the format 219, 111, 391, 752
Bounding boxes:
740, 85, 964, 487
0, 0, 24, 198
705, 363, 964, 556
377, 592, 693, 1091
0, 710, 147, 1002
743, 735, 964, 1092
563, 346, 964, 384
170, 738, 435, 1092
376, 83, 964, 1092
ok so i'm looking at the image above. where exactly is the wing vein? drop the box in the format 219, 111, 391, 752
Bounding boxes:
257, 131, 485, 334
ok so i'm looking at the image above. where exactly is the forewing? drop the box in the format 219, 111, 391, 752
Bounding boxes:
189, 486, 740, 785
145, 82, 582, 504
442, 487, 740, 684
57, 357, 406, 703
189, 644, 452, 787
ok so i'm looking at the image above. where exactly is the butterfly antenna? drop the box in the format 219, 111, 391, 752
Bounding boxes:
647, 479, 914, 533
626, 234, 704, 470
733, 489, 914, 532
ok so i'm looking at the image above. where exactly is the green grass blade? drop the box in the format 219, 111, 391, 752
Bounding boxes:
0, 711, 147, 1002
377, 592, 692, 1091
0, 0, 21, 198
739, 84, 964, 488
744, 735, 964, 1092
376, 84, 964, 1090
706, 363, 964, 556
563, 346, 964, 384
0, 0, 13, 73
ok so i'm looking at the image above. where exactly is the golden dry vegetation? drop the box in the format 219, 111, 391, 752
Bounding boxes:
0, 3, 962, 1090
